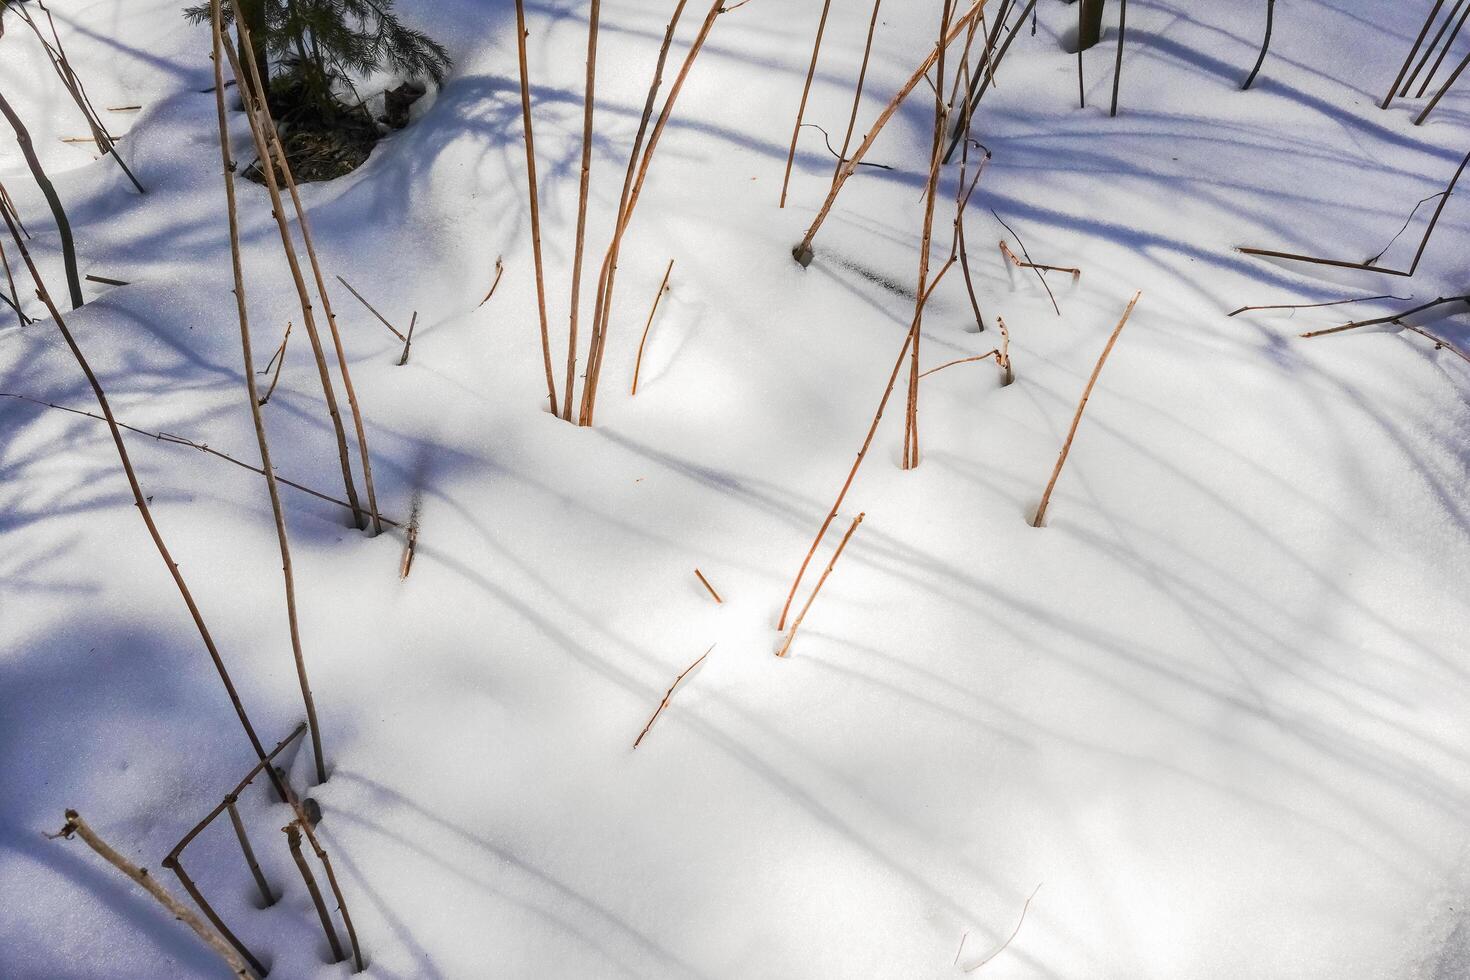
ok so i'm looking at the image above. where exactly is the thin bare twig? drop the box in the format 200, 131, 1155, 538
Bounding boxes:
634, 644, 714, 748
632, 259, 674, 395
694, 567, 723, 603
778, 512, 864, 658
962, 883, 1042, 972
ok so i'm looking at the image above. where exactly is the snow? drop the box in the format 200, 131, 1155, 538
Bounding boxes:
3, 0, 1470, 977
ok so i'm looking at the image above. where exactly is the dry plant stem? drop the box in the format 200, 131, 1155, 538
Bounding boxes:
1404, 0, 1467, 96
227, 801, 274, 907
0, 182, 29, 238
84, 272, 129, 286
1111, 0, 1128, 113
565, 0, 602, 419
1226, 294, 1407, 316
796, 0, 988, 262
1076, 3, 1085, 108
287, 811, 366, 973
631, 258, 674, 395
1298, 294, 1470, 337
335, 275, 405, 339
996, 314, 1013, 384
259, 321, 292, 405
214, 2, 328, 784
777, 512, 864, 658
1415, 47, 1470, 124
0, 236, 28, 325
1417, 1, 1470, 98
918, 350, 1001, 378
694, 567, 722, 603
831, 0, 884, 189
53, 812, 251, 979
0, 95, 84, 307
776, 324, 920, 630
963, 883, 1042, 972
1032, 290, 1141, 528
945, 0, 1037, 164
634, 644, 714, 748
1404, 322, 1470, 364
904, 0, 955, 471
576, 0, 691, 420
397, 311, 418, 366
992, 212, 1060, 314
1385, 0, 1446, 107
166, 723, 309, 869
580, 0, 726, 426
14, 2, 146, 193
399, 493, 421, 579
0, 198, 282, 794
1241, 0, 1273, 90
232, 19, 382, 536
478, 257, 504, 308
999, 240, 1080, 277
0, 392, 397, 527
780, 0, 834, 208
1244, 147, 1470, 274
218, 19, 366, 531
512, 0, 561, 417
287, 823, 346, 964
167, 856, 267, 976
943, 0, 1010, 159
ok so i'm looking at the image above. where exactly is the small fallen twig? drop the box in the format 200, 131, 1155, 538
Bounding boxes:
83, 273, 129, 286
634, 644, 714, 748
694, 567, 723, 603
477, 256, 504, 308
1033, 291, 1141, 528
999, 240, 1080, 279
918, 350, 1002, 379
632, 259, 674, 395
961, 882, 1042, 972
778, 512, 863, 658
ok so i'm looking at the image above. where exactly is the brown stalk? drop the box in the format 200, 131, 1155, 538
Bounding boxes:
779, 0, 834, 208
0, 235, 28, 326
286, 822, 346, 964
992, 211, 1060, 314
777, 512, 864, 658
217, 14, 366, 530
335, 275, 406, 340
0, 185, 281, 796
961, 883, 1042, 972
996, 314, 1014, 385
512, 0, 561, 417
0, 92, 84, 307
397, 311, 418, 366
904, 0, 957, 472
166, 856, 267, 976
1076, 1, 1086, 109
0, 181, 29, 237
1111, 0, 1129, 112
830, 0, 883, 190
1385, 0, 1447, 108
952, 43, 989, 333
286, 809, 366, 973
228, 11, 382, 535
1298, 294, 1470, 338
944, 0, 1036, 164
579, 0, 731, 426
565, 0, 603, 419
478, 256, 505, 308
213, 1, 328, 783
399, 492, 422, 579
1414, 46, 1470, 124
694, 567, 722, 603
795, 0, 989, 265
631, 258, 674, 395
226, 801, 274, 908
574, 0, 692, 422
51, 812, 251, 979
634, 644, 714, 748
1032, 291, 1141, 528
918, 349, 1001, 378
1403, 322, 1470, 364
0, 392, 397, 527
1403, 0, 1467, 97
258, 321, 292, 406
1416, 0, 1470, 98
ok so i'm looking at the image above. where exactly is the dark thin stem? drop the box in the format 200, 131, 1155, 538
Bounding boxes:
1242, 0, 1274, 90
1298, 294, 1470, 338
166, 858, 268, 977
287, 823, 346, 964
779, 0, 834, 208
0, 92, 84, 308
1110, 0, 1128, 112
226, 801, 275, 908
1415, 46, 1470, 124
1383, 0, 1445, 108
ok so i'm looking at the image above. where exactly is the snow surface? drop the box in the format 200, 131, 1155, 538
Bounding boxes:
3, 0, 1470, 977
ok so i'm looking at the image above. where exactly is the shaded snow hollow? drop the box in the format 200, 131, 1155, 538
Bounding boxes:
3, 0, 1470, 977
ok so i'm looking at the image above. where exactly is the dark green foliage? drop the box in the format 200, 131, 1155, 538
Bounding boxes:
186, 0, 451, 120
